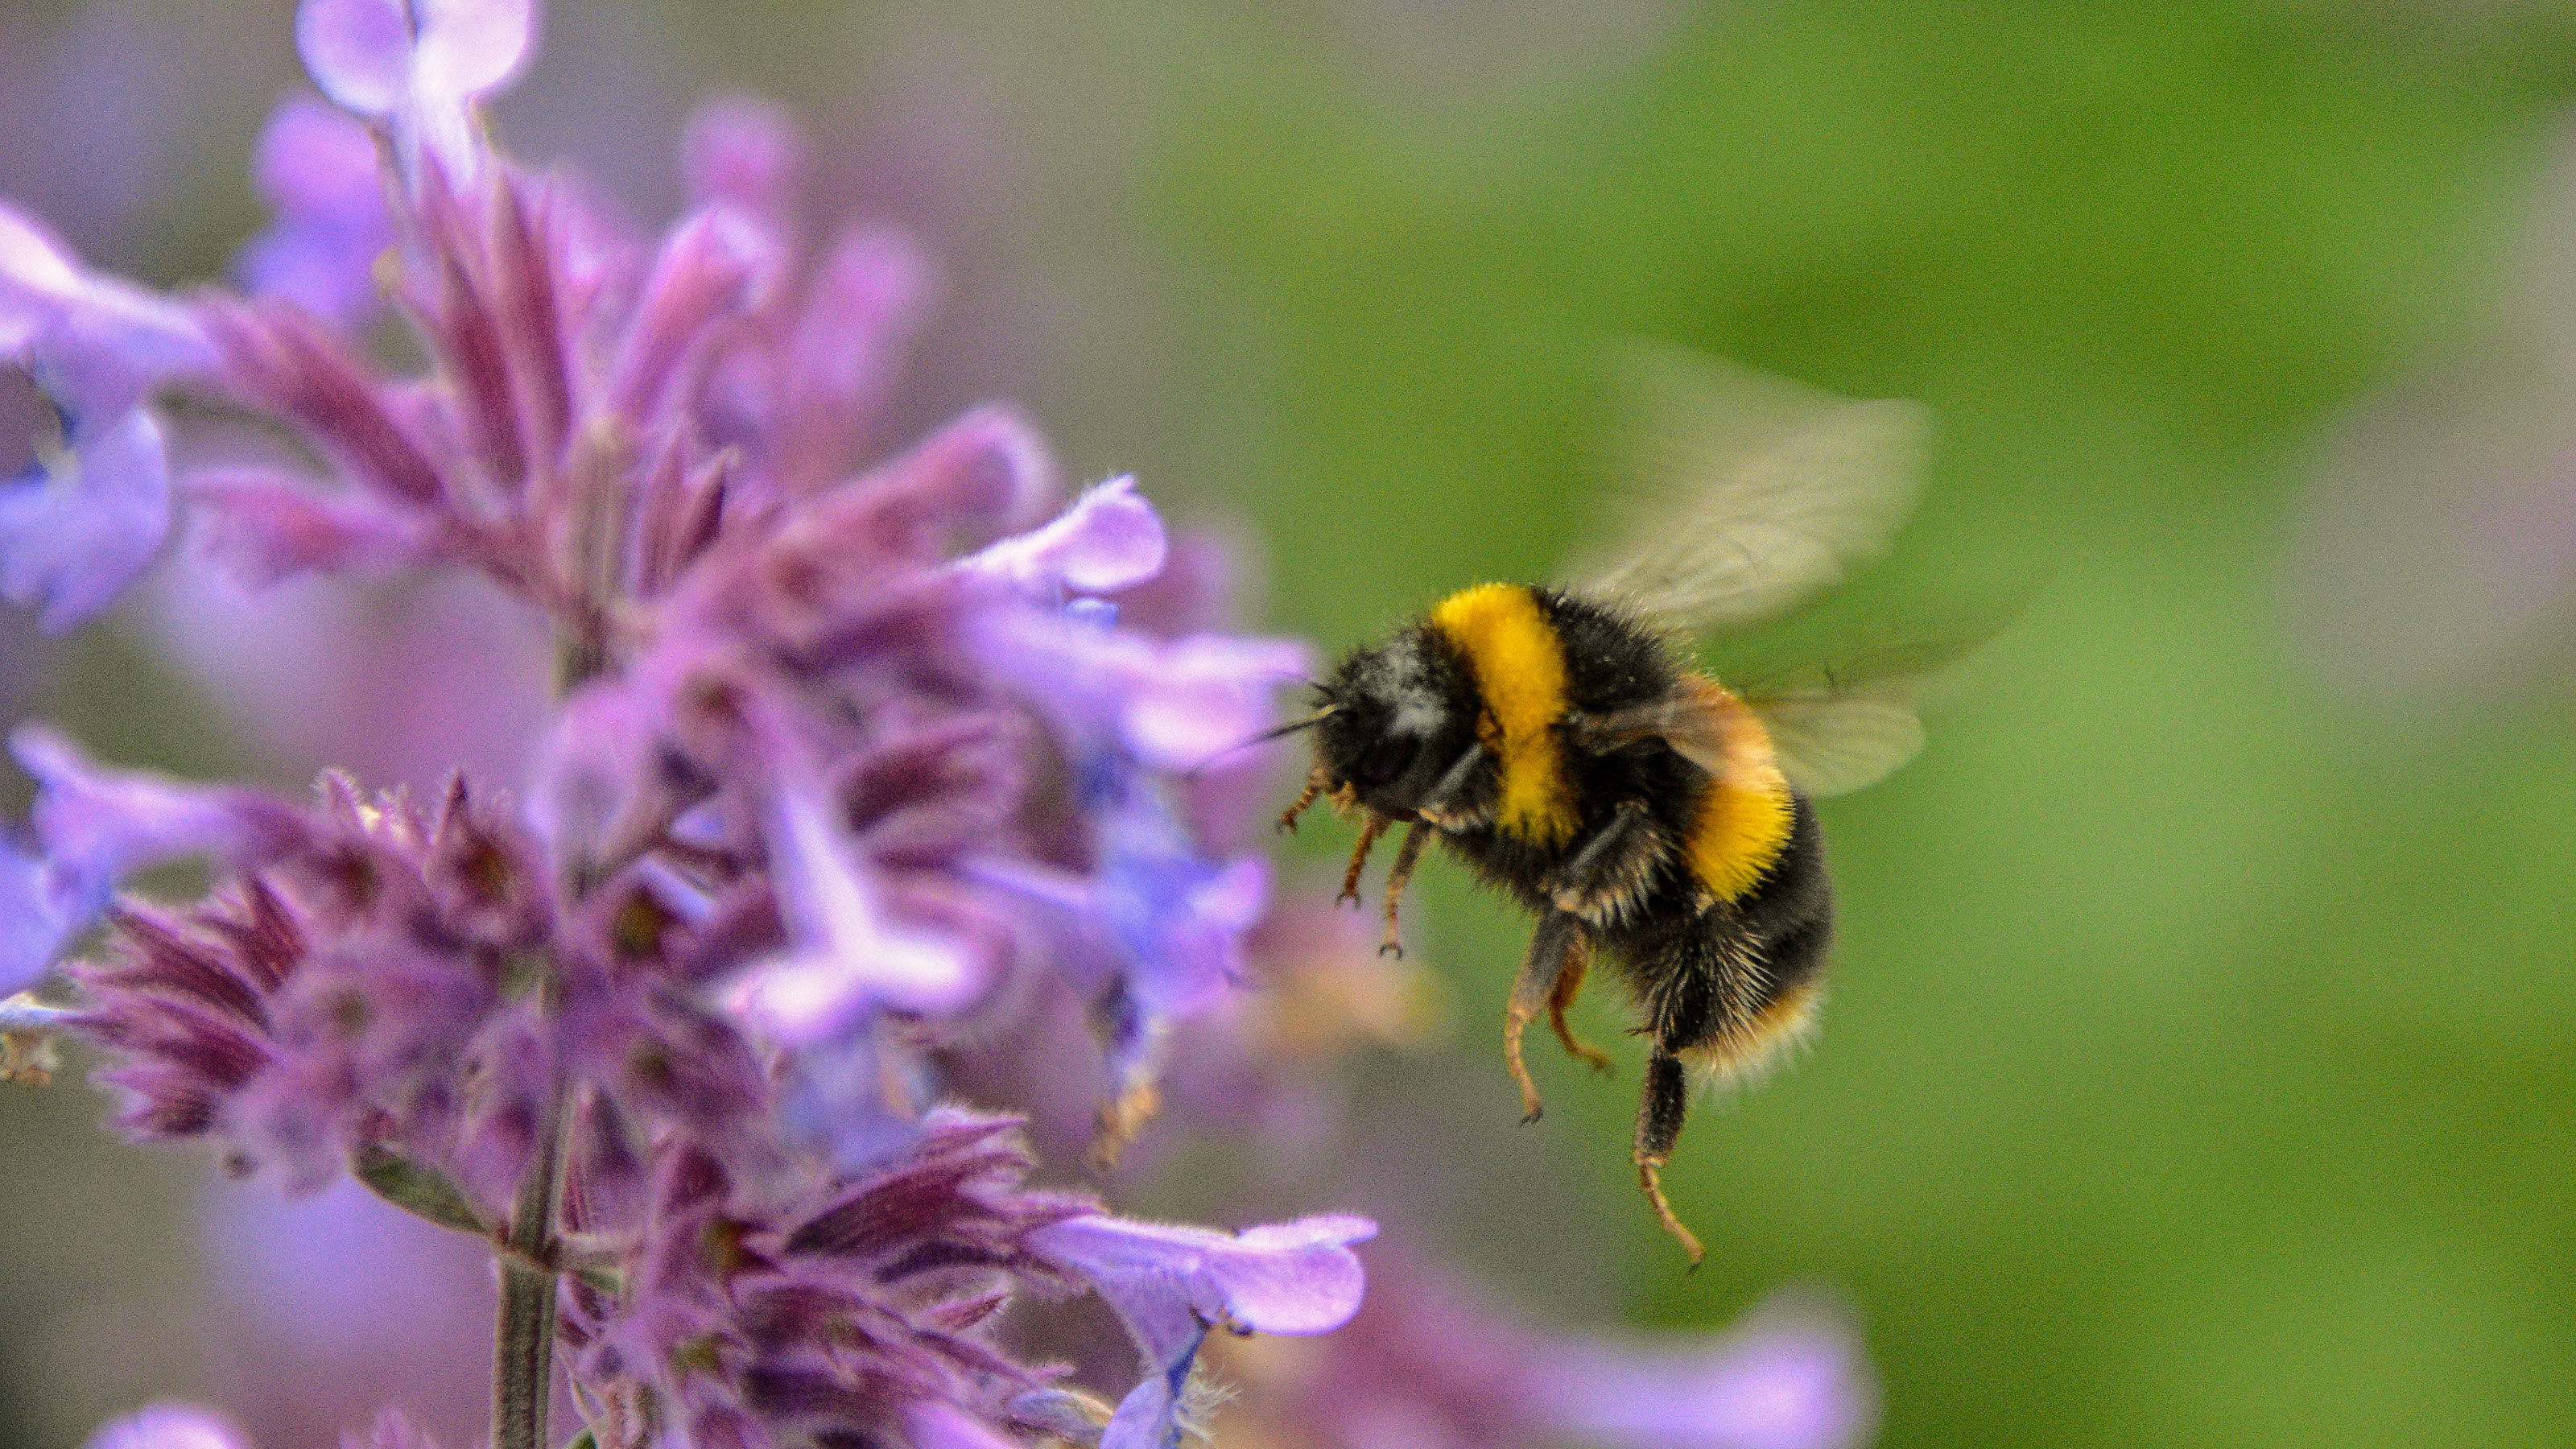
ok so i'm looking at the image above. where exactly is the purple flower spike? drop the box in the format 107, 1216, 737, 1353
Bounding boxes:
237, 97, 395, 331
81, 1403, 250, 1449
1030, 1212, 1376, 1449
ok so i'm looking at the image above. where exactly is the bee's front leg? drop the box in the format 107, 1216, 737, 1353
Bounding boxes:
1503, 910, 1587, 1123
1543, 799, 1665, 924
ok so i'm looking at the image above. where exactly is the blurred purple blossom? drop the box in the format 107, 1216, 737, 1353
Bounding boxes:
0, 203, 208, 630
237, 98, 396, 331
1214, 1255, 1876, 1449
84, 1405, 252, 1449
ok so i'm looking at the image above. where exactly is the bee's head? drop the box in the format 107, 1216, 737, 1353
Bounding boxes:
1311, 628, 1477, 818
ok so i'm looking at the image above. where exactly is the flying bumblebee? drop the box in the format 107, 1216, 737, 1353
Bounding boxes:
1275, 348, 1951, 1266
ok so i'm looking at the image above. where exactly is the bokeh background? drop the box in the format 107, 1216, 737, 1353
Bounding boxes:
9, 1, 2576, 1446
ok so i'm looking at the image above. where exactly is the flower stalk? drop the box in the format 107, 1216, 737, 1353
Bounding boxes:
493, 1085, 568, 1449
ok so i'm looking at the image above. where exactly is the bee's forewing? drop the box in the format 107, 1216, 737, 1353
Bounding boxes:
1576, 345, 1932, 637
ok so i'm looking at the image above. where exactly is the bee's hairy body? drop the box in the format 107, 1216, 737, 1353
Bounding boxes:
1303, 581, 1835, 1265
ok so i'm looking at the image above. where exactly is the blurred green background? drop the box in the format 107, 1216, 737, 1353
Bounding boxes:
10, 1, 2576, 1446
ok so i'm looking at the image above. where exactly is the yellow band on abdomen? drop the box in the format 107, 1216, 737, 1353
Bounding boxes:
1685, 772, 1794, 902
1430, 583, 1579, 845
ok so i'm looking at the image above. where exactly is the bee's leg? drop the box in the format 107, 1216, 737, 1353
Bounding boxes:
1546, 938, 1615, 1074
1415, 743, 1490, 828
1277, 764, 1333, 834
1377, 820, 1433, 958
1545, 799, 1663, 923
1634, 1049, 1707, 1269
1337, 811, 1389, 906
1503, 910, 1587, 1123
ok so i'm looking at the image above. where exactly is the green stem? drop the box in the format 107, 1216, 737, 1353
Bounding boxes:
494, 1090, 568, 1449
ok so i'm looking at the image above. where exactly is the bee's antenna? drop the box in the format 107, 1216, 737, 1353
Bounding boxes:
1180, 706, 1338, 779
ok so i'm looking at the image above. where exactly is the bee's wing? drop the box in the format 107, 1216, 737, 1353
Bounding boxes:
1736, 640, 1982, 796
1577, 345, 1933, 637
1748, 682, 1930, 797
1574, 662, 1944, 798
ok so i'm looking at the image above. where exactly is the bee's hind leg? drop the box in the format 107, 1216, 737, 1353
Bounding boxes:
1504, 910, 1587, 1123
1634, 1049, 1707, 1269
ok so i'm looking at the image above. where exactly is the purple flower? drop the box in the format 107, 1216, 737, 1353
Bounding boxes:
0, 726, 303, 991
1029, 1211, 1376, 1449
237, 97, 397, 332
82, 1404, 250, 1449
722, 749, 991, 1041
0, 201, 206, 630
296, 0, 535, 184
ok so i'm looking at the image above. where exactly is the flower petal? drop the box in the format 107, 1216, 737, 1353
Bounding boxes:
1034, 1212, 1375, 1449
0, 405, 171, 632
958, 476, 1166, 597
184, 468, 427, 587
295, 0, 415, 115
237, 97, 393, 329
13, 724, 304, 903
413, 0, 535, 101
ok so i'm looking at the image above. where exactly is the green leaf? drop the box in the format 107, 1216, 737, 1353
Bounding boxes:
352, 1145, 491, 1236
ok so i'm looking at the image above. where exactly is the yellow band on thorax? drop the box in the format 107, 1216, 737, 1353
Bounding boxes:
1430, 583, 1579, 845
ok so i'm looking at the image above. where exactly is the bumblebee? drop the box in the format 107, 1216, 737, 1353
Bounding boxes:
1277, 349, 1949, 1265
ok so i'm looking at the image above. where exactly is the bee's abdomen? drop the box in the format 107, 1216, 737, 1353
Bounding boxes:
1617, 792, 1834, 1076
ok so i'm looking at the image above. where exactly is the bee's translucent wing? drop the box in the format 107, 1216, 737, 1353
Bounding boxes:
1579, 346, 1933, 637
1752, 684, 1928, 797
1736, 640, 1978, 796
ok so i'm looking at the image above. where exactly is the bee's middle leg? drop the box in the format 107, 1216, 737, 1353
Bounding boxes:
1545, 799, 1664, 923
1504, 910, 1587, 1123
1545, 939, 1615, 1074
1336, 811, 1389, 906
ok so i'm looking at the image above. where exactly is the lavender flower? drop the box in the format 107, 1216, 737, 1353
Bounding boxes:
0, 1, 1377, 1443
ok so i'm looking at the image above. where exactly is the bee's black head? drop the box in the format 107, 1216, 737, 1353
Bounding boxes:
1311, 626, 1480, 819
